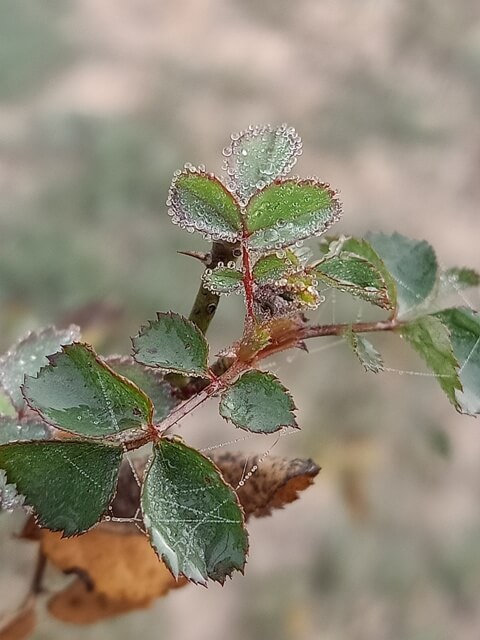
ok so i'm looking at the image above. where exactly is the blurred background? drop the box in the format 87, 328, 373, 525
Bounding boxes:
1, 1, 480, 638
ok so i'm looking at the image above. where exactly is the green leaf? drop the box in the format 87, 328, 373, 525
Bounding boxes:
314, 254, 392, 309
252, 251, 299, 285
142, 438, 248, 585
437, 267, 480, 300
344, 330, 383, 373
435, 308, 480, 415
23, 343, 153, 440
0, 417, 51, 445
245, 180, 342, 251
341, 237, 398, 309
219, 370, 297, 433
0, 325, 80, 411
224, 124, 303, 204
105, 356, 178, 423
202, 264, 243, 295
0, 390, 15, 417
400, 316, 462, 410
367, 232, 438, 318
0, 441, 122, 535
132, 312, 210, 378
167, 170, 241, 242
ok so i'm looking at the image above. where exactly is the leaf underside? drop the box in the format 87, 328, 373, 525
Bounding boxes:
142, 439, 248, 585
22, 343, 153, 440
344, 330, 384, 373
0, 325, 80, 410
0, 441, 122, 535
132, 312, 210, 377
220, 370, 297, 433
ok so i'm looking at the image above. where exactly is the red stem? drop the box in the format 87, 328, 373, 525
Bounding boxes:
241, 234, 255, 321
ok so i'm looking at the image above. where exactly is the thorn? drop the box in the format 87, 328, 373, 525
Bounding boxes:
177, 250, 210, 265
297, 341, 309, 353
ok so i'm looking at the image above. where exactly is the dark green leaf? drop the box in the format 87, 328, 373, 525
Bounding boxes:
167, 170, 241, 242
435, 308, 480, 414
0, 325, 80, 410
23, 343, 153, 439
314, 254, 391, 309
367, 232, 438, 318
344, 330, 383, 373
0, 441, 122, 535
202, 265, 243, 295
341, 237, 398, 309
142, 438, 248, 585
0, 417, 51, 445
224, 124, 303, 203
245, 180, 342, 251
252, 251, 299, 285
105, 356, 178, 423
400, 316, 462, 410
132, 312, 210, 378
219, 370, 297, 433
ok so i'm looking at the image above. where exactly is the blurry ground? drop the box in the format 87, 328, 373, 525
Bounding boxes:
1, 1, 480, 639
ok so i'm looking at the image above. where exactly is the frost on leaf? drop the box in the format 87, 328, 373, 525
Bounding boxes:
437, 267, 480, 299
252, 250, 299, 285
23, 344, 153, 440
142, 439, 248, 585
219, 370, 297, 433
0, 441, 123, 535
435, 308, 480, 415
167, 169, 241, 242
223, 124, 303, 204
245, 179, 342, 252
0, 325, 80, 411
202, 264, 243, 295
132, 312, 210, 378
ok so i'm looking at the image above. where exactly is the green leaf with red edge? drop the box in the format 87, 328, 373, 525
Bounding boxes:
22, 343, 153, 440
219, 370, 297, 433
105, 356, 178, 423
400, 315, 462, 410
142, 438, 248, 585
0, 325, 81, 411
223, 124, 303, 204
314, 253, 392, 309
167, 169, 241, 242
245, 179, 342, 252
132, 312, 210, 378
435, 307, 480, 415
202, 265, 243, 295
0, 440, 122, 535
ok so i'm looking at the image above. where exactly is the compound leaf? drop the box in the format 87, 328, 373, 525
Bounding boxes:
435, 308, 480, 415
132, 312, 210, 378
0, 441, 122, 535
367, 232, 438, 318
245, 180, 342, 252
0, 325, 80, 411
224, 124, 303, 204
314, 254, 391, 309
23, 344, 153, 440
219, 370, 297, 433
202, 265, 243, 295
142, 438, 248, 585
344, 330, 383, 373
167, 170, 241, 242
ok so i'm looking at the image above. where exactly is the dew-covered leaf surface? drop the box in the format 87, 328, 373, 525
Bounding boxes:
23, 343, 153, 439
142, 438, 248, 585
132, 312, 210, 378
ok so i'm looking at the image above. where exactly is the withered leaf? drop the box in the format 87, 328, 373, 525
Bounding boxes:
40, 525, 187, 606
